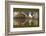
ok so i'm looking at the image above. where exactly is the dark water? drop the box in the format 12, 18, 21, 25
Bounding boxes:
13, 18, 39, 28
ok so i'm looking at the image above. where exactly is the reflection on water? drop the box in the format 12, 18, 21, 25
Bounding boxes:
13, 18, 39, 28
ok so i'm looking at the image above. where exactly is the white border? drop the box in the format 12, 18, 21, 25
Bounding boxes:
10, 5, 42, 32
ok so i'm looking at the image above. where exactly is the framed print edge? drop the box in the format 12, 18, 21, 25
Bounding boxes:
5, 1, 45, 36
5, 1, 8, 36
